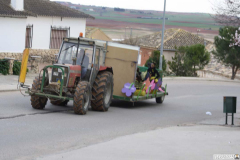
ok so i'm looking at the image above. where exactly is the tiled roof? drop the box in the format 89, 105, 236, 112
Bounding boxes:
0, 0, 94, 19
85, 27, 112, 40
85, 27, 99, 38
136, 28, 209, 50
0, 0, 31, 17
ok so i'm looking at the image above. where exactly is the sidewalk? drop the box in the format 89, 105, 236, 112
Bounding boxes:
37, 115, 240, 160
164, 76, 240, 83
0, 73, 38, 92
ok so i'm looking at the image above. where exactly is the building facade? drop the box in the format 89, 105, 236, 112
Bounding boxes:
134, 28, 211, 70
0, 0, 94, 62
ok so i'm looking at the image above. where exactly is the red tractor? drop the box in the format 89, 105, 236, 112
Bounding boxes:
25, 36, 114, 115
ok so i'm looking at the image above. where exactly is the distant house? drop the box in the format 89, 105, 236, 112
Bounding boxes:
138, 11, 144, 14
114, 8, 125, 12
130, 11, 137, 13
0, 0, 94, 54
146, 12, 153, 15
137, 17, 153, 19
161, 17, 169, 20
125, 28, 211, 70
70, 6, 77, 9
85, 27, 112, 41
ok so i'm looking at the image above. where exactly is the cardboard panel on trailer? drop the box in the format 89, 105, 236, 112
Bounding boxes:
105, 42, 139, 97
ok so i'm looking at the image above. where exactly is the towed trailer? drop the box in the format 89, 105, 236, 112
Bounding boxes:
112, 66, 168, 104
19, 34, 168, 115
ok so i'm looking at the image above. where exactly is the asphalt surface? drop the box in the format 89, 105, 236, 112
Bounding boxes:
0, 80, 240, 160
38, 125, 240, 160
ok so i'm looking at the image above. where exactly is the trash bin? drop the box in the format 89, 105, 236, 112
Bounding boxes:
223, 97, 237, 125
223, 97, 237, 113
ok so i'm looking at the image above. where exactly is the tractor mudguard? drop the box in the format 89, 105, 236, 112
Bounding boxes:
99, 66, 113, 74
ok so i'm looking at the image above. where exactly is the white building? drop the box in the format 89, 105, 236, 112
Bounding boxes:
0, 0, 94, 53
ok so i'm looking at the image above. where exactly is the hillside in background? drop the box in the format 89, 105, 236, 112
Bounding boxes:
56, 1, 220, 40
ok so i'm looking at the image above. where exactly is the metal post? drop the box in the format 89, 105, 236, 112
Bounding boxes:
232, 113, 234, 125
130, 28, 133, 38
159, 0, 167, 70
225, 113, 228, 125
125, 27, 126, 40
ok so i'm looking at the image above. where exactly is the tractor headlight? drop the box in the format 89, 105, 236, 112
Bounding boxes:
53, 72, 58, 76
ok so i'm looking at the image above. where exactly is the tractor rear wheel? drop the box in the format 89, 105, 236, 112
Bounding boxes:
91, 71, 113, 111
156, 87, 165, 104
156, 96, 165, 104
50, 99, 69, 106
31, 77, 48, 109
73, 81, 91, 115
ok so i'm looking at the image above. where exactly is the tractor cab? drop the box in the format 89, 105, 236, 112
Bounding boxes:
51, 37, 107, 88
55, 39, 95, 81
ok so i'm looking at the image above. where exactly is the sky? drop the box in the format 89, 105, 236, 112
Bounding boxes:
51, 0, 221, 14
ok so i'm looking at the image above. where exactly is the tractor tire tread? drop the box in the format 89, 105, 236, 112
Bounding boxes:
91, 71, 113, 111
30, 77, 48, 109
73, 81, 90, 115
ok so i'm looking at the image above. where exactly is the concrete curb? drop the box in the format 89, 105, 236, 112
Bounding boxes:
164, 77, 240, 83
0, 89, 19, 92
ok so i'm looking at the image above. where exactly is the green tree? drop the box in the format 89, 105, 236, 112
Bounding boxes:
168, 46, 192, 76
168, 45, 210, 76
13, 61, 22, 75
212, 26, 240, 80
0, 60, 9, 75
185, 44, 210, 76
145, 50, 166, 71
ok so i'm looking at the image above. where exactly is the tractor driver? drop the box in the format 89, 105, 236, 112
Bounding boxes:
76, 49, 89, 78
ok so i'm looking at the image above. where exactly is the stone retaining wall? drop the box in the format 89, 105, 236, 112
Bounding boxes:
197, 70, 240, 80
0, 49, 59, 63
203, 53, 240, 80
0, 52, 22, 60
29, 49, 59, 63
0, 49, 59, 74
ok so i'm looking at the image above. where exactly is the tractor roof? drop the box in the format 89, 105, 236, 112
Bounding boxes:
65, 37, 106, 47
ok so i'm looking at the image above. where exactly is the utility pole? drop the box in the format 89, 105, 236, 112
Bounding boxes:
159, 0, 167, 70
130, 27, 133, 38
125, 27, 126, 40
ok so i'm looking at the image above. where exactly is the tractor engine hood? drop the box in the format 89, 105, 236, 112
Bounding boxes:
51, 64, 81, 88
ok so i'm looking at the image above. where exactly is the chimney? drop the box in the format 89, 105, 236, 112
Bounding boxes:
11, 0, 24, 11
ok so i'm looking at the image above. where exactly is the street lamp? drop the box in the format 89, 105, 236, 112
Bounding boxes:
159, 0, 167, 70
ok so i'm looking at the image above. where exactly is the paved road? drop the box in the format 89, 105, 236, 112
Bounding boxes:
0, 80, 239, 160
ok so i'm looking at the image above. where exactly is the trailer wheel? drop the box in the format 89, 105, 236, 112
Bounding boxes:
91, 71, 113, 111
31, 77, 48, 109
50, 99, 69, 106
156, 87, 165, 104
73, 81, 91, 115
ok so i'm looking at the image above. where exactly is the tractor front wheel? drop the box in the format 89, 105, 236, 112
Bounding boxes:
31, 77, 48, 109
91, 71, 113, 111
73, 81, 91, 115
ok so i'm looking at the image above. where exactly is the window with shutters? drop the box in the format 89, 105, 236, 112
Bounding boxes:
50, 27, 70, 49
25, 25, 33, 48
